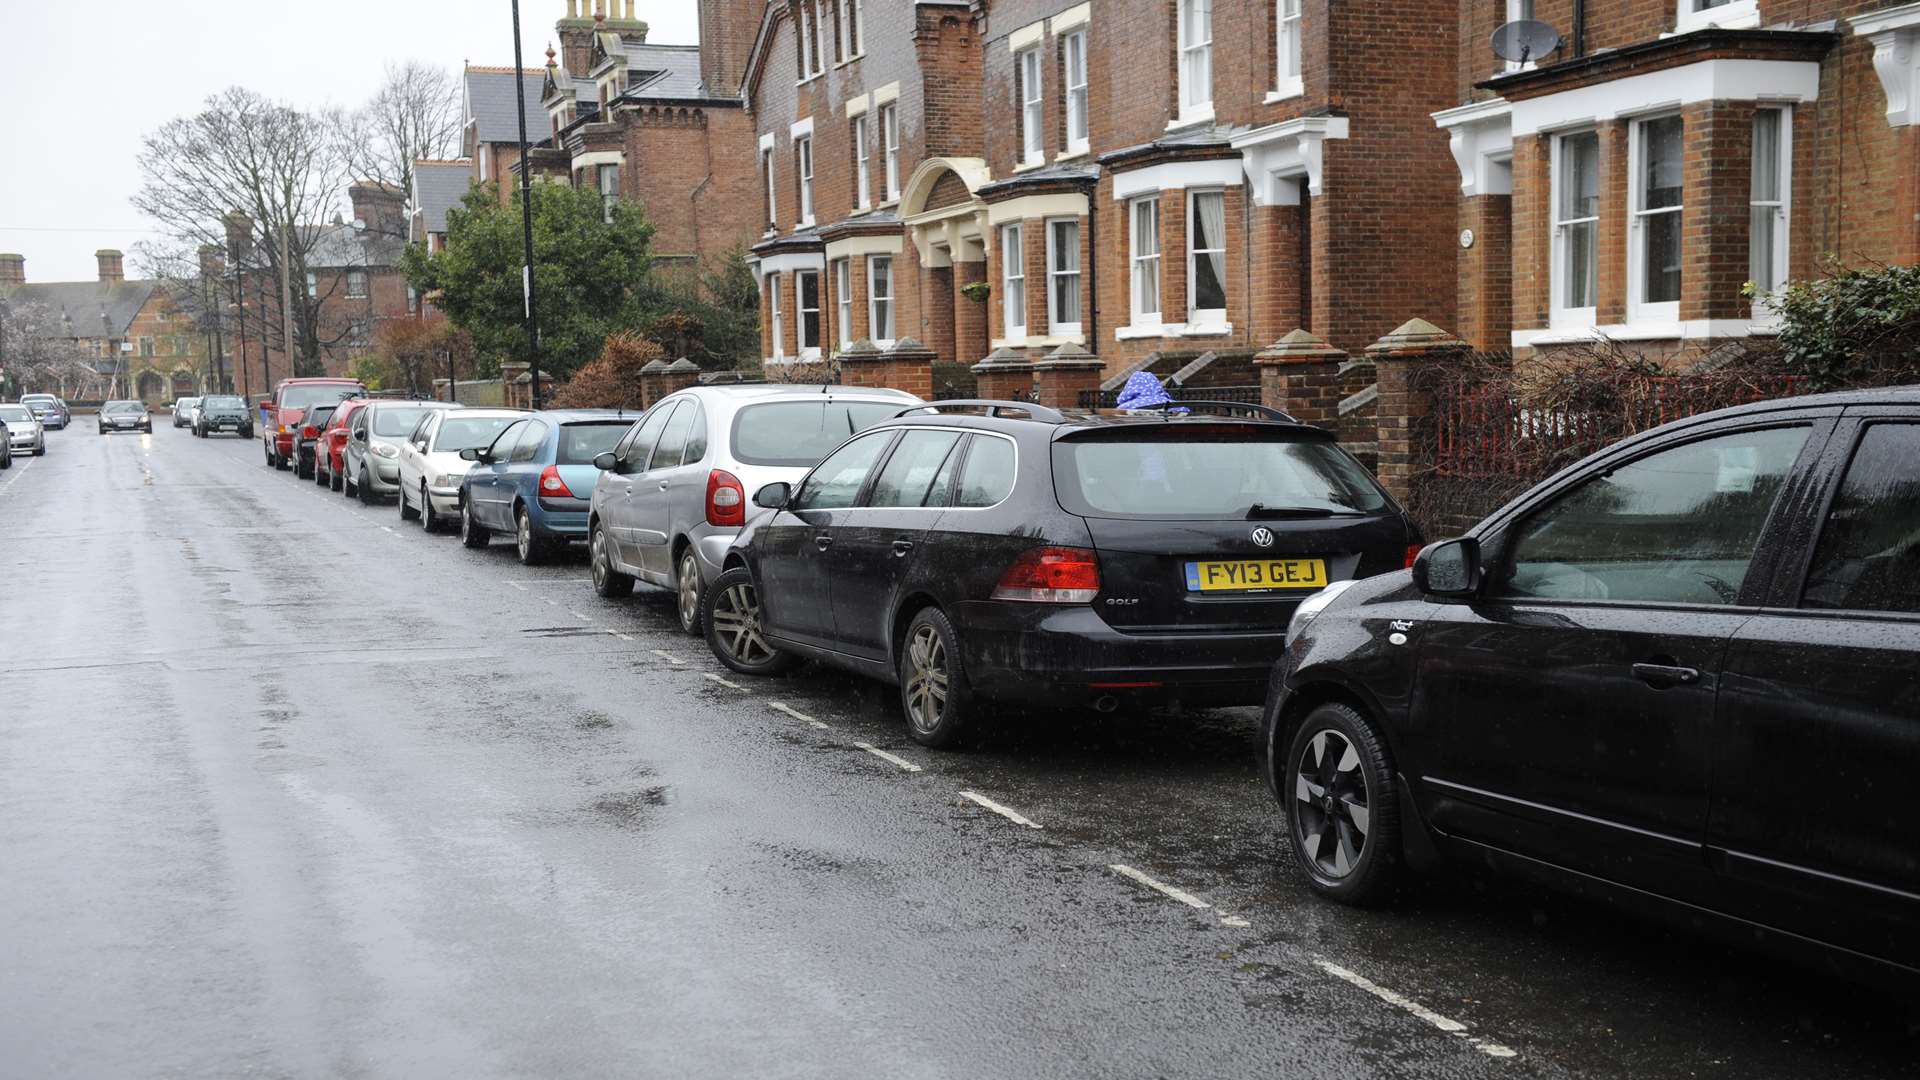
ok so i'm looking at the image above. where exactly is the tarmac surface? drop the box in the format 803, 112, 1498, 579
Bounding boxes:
1, 420, 1915, 1078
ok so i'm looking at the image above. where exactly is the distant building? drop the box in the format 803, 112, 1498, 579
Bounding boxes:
0, 249, 217, 403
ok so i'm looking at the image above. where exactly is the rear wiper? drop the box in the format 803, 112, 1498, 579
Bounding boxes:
1246, 504, 1344, 519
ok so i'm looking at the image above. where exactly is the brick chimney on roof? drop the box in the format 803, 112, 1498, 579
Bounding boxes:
0, 253, 23, 287
96, 249, 124, 284
699, 1, 766, 97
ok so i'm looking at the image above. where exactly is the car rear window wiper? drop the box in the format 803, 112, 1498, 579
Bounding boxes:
1247, 504, 1352, 519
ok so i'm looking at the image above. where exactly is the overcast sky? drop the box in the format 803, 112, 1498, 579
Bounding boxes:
0, 0, 700, 284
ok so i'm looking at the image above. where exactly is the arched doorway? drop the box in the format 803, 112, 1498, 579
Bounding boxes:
135, 369, 166, 405
901, 157, 991, 367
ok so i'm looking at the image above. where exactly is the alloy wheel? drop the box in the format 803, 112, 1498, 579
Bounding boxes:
677, 552, 701, 632
903, 625, 949, 736
516, 511, 533, 561
711, 582, 775, 664
591, 530, 609, 588
1292, 729, 1371, 879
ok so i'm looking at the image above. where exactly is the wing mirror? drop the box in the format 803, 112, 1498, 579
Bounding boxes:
593, 451, 618, 471
458, 447, 484, 462
1412, 538, 1484, 599
753, 482, 791, 510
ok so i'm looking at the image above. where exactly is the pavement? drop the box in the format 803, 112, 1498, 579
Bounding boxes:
1, 423, 1915, 1079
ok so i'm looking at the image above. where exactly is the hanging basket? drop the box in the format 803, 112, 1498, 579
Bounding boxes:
960, 281, 992, 304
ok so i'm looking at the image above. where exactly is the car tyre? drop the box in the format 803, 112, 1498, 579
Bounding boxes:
460, 497, 489, 549
331, 464, 344, 492
356, 466, 377, 505
1283, 702, 1401, 906
421, 484, 443, 532
590, 523, 634, 598
397, 482, 419, 521
239, 427, 253, 440
514, 506, 545, 564
897, 607, 974, 749
675, 548, 704, 636
703, 567, 798, 677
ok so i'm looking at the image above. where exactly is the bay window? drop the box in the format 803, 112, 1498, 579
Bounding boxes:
598, 163, 619, 223
798, 269, 822, 359
1553, 130, 1599, 322
1001, 223, 1027, 338
1631, 114, 1683, 320
1177, 0, 1213, 122
1047, 218, 1082, 336
1130, 196, 1161, 325
1018, 48, 1044, 165
1064, 31, 1089, 154
1187, 190, 1227, 326
1750, 107, 1789, 299
868, 255, 894, 344
769, 275, 785, 360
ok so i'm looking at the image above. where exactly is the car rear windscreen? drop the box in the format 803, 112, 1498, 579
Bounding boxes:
434, 416, 521, 453
557, 422, 630, 465
732, 401, 902, 467
280, 385, 361, 411
372, 407, 433, 437
1054, 431, 1389, 518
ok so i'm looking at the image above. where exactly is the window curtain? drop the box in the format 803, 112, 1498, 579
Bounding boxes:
1194, 192, 1227, 311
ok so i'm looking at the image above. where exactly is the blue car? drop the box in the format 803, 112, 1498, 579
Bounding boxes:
457, 409, 636, 564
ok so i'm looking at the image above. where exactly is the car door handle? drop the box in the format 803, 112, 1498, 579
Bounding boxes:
814, 535, 834, 550
659, 482, 670, 491
1631, 662, 1700, 688
891, 540, 914, 557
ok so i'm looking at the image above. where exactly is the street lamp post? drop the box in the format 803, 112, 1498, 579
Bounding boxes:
511, 0, 543, 408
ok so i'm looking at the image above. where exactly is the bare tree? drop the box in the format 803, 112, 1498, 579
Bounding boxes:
330, 61, 465, 204
0, 300, 110, 399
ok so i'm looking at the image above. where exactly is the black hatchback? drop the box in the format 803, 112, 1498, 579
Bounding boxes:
1265, 386, 1920, 985
701, 399, 1419, 746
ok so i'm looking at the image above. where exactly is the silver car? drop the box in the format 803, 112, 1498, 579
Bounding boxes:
0, 404, 45, 457
171, 397, 201, 429
343, 399, 463, 504
588, 384, 921, 634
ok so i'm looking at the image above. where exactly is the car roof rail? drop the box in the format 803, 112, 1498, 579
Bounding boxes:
1137, 400, 1299, 423
891, 399, 1067, 422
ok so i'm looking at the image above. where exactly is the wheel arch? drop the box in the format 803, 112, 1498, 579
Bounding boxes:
888, 591, 943, 668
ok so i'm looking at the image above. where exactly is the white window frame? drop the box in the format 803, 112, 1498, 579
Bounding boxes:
797, 134, 815, 226
1175, 0, 1214, 126
853, 117, 872, 209
306, 271, 318, 298
1063, 31, 1089, 155
831, 0, 846, 64
769, 275, 786, 361
835, 258, 854, 348
346, 269, 369, 299
1675, 0, 1760, 35
597, 162, 620, 223
797, 269, 822, 360
1046, 217, 1082, 337
1749, 106, 1791, 312
1129, 196, 1162, 329
844, 0, 863, 58
868, 255, 895, 347
1550, 129, 1599, 329
814, 0, 829, 75
762, 148, 777, 231
1001, 223, 1028, 338
1628, 113, 1683, 326
1186, 189, 1228, 329
800, 1, 820, 79
1275, 0, 1304, 99
881, 104, 900, 201
1018, 47, 1045, 166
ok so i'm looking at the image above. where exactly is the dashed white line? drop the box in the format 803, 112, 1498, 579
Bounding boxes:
852, 742, 922, 773
958, 790, 1042, 829
542, 599, 559, 607
651, 649, 685, 665
702, 672, 746, 690
615, 633, 634, 642
508, 582, 527, 592
1315, 959, 1517, 1059
1218, 915, 1252, 928
769, 701, 829, 729
380, 525, 395, 534
567, 609, 594, 622
1109, 864, 1211, 909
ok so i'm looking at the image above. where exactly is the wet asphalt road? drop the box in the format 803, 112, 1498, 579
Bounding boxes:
2, 421, 1916, 1079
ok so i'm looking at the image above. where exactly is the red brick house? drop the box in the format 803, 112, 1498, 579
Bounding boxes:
1434, 0, 1920, 357
740, 0, 1462, 392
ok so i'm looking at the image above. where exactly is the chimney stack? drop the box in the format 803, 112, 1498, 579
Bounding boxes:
96, 249, 124, 284
348, 181, 409, 240
699, 1, 767, 97
0, 253, 23, 287
223, 210, 254, 267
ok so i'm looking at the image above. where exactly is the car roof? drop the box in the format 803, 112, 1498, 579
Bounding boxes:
670, 384, 921, 402
436, 408, 528, 419
879, 400, 1334, 442
366, 399, 456, 409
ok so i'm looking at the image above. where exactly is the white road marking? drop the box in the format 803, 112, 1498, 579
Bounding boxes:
567, 609, 594, 622
543, 599, 559, 607
508, 582, 527, 591
1315, 959, 1517, 1059
651, 649, 684, 665
958, 790, 1042, 829
615, 633, 634, 642
0, 456, 36, 492
852, 742, 922, 773
769, 701, 829, 728
1109, 864, 1211, 909
702, 672, 746, 690
1218, 915, 1252, 928
380, 525, 395, 534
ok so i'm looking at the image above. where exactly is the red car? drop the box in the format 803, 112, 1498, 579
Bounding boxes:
263, 377, 365, 471
314, 398, 369, 492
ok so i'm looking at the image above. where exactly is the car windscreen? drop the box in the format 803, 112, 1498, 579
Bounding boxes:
280, 385, 361, 411
557, 421, 630, 465
371, 407, 433, 437
1053, 429, 1390, 518
433, 416, 521, 453
306, 406, 336, 426
104, 402, 144, 414
731, 401, 902, 467
0, 407, 32, 423
203, 396, 245, 409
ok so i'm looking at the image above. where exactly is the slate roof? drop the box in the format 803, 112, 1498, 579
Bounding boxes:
464, 67, 550, 144
411, 161, 472, 236
622, 45, 705, 99
1, 280, 156, 339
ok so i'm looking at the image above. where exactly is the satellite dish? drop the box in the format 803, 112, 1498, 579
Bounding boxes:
1491, 19, 1563, 65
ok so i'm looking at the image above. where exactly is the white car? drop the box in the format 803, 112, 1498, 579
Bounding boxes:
396, 407, 526, 532
172, 397, 201, 429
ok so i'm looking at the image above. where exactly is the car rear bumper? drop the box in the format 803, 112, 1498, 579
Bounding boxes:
531, 508, 590, 538
949, 601, 1289, 707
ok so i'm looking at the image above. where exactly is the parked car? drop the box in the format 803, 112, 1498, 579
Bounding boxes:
342, 400, 461, 504
589, 385, 922, 635
98, 401, 151, 434
0, 414, 12, 469
262, 377, 365, 470
171, 396, 201, 429
396, 408, 526, 532
700, 399, 1416, 746
459, 409, 633, 564
194, 395, 254, 438
1, 403, 45, 457
313, 398, 369, 491
20, 394, 69, 429
289, 404, 338, 480
1263, 387, 1920, 986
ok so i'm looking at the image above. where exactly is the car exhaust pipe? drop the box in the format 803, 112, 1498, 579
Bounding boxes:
1092, 695, 1120, 714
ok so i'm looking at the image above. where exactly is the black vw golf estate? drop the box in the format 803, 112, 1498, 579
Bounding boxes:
1267, 386, 1920, 985
701, 399, 1420, 747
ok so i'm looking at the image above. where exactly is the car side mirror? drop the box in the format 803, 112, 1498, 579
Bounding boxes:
593, 451, 618, 471
459, 447, 483, 462
1413, 538, 1483, 599
351, 430, 365, 442
753, 482, 791, 510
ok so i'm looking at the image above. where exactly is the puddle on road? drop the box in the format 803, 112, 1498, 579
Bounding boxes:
589, 786, 674, 827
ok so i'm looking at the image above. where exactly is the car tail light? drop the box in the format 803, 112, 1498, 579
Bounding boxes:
539, 466, 575, 499
301, 425, 319, 439
707, 469, 746, 527
1405, 544, 1423, 569
992, 546, 1101, 603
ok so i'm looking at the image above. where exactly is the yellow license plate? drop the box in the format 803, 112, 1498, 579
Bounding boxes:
1185, 558, 1329, 592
